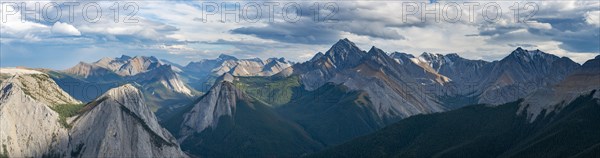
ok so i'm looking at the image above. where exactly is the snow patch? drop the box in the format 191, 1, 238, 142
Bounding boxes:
0, 67, 44, 75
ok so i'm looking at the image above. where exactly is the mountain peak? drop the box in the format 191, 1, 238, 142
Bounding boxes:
218, 54, 238, 61
445, 53, 460, 59
102, 84, 140, 99
179, 77, 247, 135
515, 47, 524, 52
137, 55, 159, 61
511, 47, 540, 55
367, 46, 386, 56
277, 57, 286, 62
69, 83, 186, 157
324, 38, 366, 68
420, 52, 443, 58
330, 38, 359, 51
419, 52, 446, 62
119, 55, 132, 60
310, 52, 325, 62
579, 55, 600, 72
216, 73, 234, 83
507, 48, 556, 62
266, 57, 287, 64
390, 52, 415, 59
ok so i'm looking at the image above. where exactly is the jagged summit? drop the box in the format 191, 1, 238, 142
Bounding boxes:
310, 52, 325, 62
502, 47, 575, 65
327, 38, 364, 55
515, 47, 524, 51
218, 54, 238, 61
69, 84, 187, 157
98, 84, 140, 101
390, 52, 414, 58
445, 53, 460, 58
367, 46, 384, 54
267, 57, 286, 63
70, 55, 164, 77
178, 80, 247, 136
505, 47, 557, 62
323, 38, 366, 69
417, 52, 473, 66
365, 46, 395, 66
215, 73, 234, 83
420, 52, 442, 57
185, 54, 292, 77
133, 64, 194, 96
389, 52, 415, 65
119, 55, 132, 60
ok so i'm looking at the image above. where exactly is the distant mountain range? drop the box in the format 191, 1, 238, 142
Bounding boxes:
1, 38, 598, 157
312, 56, 600, 157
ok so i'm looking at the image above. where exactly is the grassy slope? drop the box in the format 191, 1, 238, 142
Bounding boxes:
234, 75, 302, 107
50, 103, 86, 128
312, 91, 600, 158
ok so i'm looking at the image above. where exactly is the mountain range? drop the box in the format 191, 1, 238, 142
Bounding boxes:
1, 38, 598, 157
312, 55, 600, 157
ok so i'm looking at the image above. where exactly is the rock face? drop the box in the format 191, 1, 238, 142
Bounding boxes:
329, 47, 447, 119
272, 41, 450, 146
0, 70, 81, 106
184, 54, 293, 78
60, 56, 195, 102
63, 62, 120, 80
475, 48, 580, 105
0, 72, 79, 157
403, 48, 580, 106
178, 74, 244, 136
412, 52, 489, 83
173, 75, 322, 157
0, 69, 187, 157
286, 39, 367, 90
69, 84, 187, 157
93, 55, 162, 76
132, 65, 193, 97
519, 55, 600, 122
284, 40, 448, 121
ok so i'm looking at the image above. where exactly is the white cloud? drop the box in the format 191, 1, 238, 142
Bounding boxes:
0, 5, 49, 42
527, 21, 553, 30
585, 11, 600, 26
2, 1, 599, 69
159, 44, 196, 55
51, 22, 81, 36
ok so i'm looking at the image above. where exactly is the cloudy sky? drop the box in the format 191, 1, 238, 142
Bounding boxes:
1, 0, 599, 69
